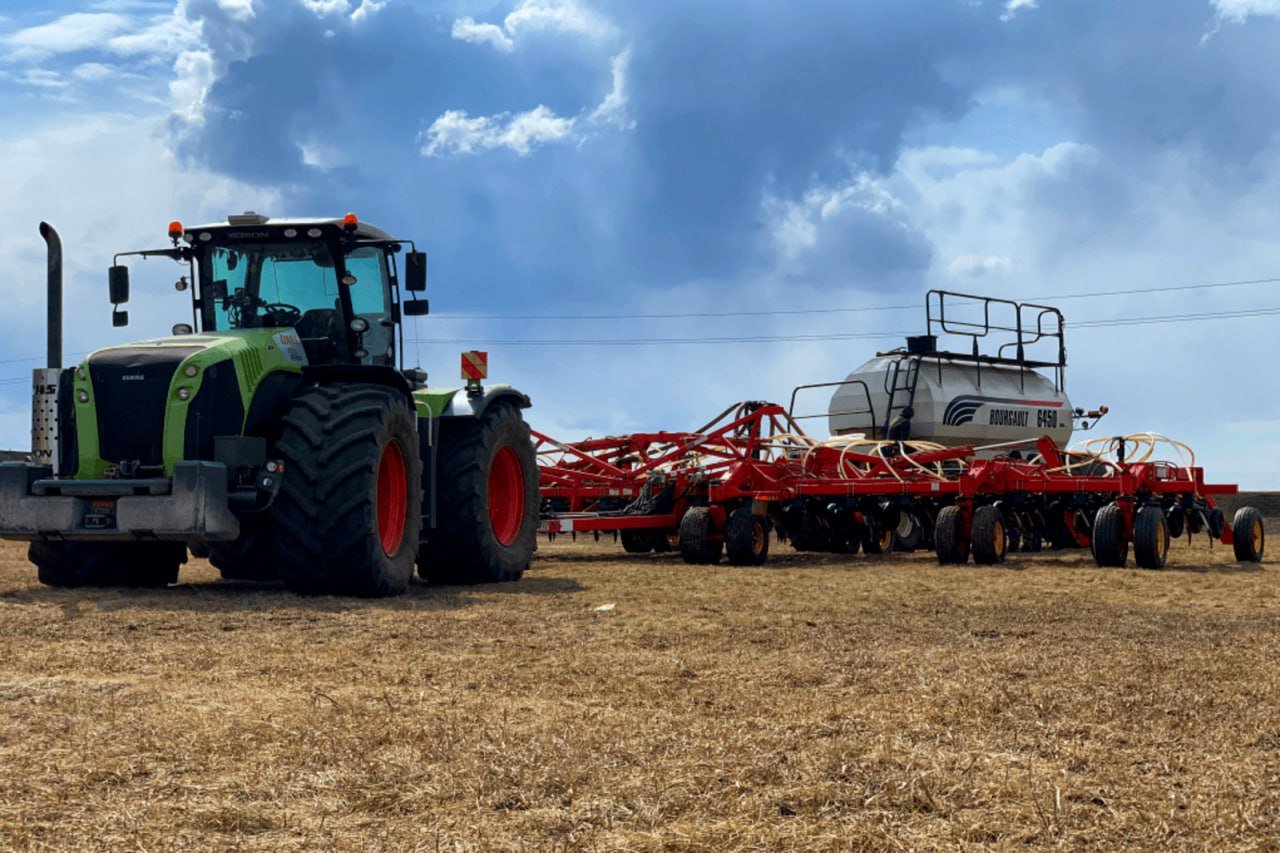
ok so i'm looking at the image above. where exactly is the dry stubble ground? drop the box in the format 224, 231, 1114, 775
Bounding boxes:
0, 526, 1278, 851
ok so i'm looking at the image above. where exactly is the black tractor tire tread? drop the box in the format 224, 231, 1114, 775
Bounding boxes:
421, 402, 539, 585
725, 507, 769, 566
1092, 503, 1129, 568
272, 384, 422, 597
31, 540, 184, 588
1232, 507, 1265, 563
971, 505, 1008, 565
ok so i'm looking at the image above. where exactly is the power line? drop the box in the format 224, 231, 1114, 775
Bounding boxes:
424, 275, 1280, 322
406, 304, 1280, 347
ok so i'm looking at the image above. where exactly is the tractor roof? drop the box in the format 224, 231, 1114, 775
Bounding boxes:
186, 212, 395, 242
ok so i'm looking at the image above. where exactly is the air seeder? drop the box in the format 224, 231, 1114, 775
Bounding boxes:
0, 215, 540, 596
537, 291, 1264, 570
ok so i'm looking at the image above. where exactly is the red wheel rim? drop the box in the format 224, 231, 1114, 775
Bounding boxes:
376, 439, 408, 556
488, 445, 525, 547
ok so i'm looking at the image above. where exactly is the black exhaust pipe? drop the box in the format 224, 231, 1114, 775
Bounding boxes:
39, 222, 62, 370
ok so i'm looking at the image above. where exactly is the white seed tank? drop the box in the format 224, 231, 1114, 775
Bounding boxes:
828, 353, 1073, 448
825, 291, 1078, 450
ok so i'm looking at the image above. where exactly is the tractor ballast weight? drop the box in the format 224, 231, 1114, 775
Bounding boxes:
0, 215, 541, 596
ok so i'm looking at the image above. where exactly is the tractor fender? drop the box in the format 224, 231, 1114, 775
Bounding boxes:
440, 385, 531, 419
301, 364, 413, 401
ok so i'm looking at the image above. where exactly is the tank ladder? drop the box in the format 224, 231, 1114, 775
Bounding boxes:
881, 355, 921, 439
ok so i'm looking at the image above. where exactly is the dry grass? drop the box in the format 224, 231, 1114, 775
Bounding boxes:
1, 527, 1278, 851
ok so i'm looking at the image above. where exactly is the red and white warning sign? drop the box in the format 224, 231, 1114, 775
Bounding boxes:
461, 350, 488, 381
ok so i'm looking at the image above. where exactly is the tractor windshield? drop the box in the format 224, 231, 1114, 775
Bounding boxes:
199, 240, 393, 363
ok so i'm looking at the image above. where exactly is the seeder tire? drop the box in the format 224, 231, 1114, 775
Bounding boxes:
861, 515, 896, 555
892, 512, 923, 552
1232, 507, 1265, 563
725, 507, 769, 566
1091, 503, 1128, 568
679, 507, 723, 564
273, 384, 422, 597
620, 529, 654, 554
31, 540, 184, 588
1132, 506, 1170, 570
971, 505, 1008, 565
1166, 506, 1186, 539
934, 506, 969, 565
421, 402, 539, 585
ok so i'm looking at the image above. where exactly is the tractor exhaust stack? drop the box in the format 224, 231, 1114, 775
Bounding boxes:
39, 222, 61, 370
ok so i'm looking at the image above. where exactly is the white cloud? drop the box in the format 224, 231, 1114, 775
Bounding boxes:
349, 0, 385, 24
216, 0, 255, 22
1212, 0, 1280, 21
450, 0, 613, 52
451, 17, 515, 52
299, 0, 350, 17
589, 47, 633, 129
421, 47, 633, 157
1001, 0, 1038, 22
766, 173, 910, 260
3, 13, 132, 60
72, 62, 121, 81
947, 254, 1012, 277
420, 105, 575, 157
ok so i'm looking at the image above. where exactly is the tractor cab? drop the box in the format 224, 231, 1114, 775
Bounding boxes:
109, 212, 428, 367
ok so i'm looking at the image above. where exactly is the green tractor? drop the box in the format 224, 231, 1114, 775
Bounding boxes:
0, 214, 539, 596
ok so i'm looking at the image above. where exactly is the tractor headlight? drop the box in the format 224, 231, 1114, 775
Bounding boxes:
76, 366, 86, 381
76, 389, 89, 404
177, 387, 191, 401
183, 364, 198, 378
350, 317, 369, 333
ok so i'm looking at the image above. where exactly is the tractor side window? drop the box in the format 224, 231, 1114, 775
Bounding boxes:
343, 247, 393, 365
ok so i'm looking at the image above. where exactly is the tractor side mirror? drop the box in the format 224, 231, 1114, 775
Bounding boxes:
404, 299, 430, 317
112, 311, 130, 328
108, 265, 130, 305
405, 252, 427, 292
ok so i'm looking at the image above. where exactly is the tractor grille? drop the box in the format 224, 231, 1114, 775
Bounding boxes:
89, 347, 200, 469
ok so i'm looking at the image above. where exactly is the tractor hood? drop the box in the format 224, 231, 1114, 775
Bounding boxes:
71, 329, 307, 478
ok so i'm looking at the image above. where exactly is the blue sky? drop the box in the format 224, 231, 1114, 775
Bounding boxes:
1, 0, 1279, 485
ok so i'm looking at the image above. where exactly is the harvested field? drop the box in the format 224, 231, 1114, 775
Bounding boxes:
0, 526, 1277, 850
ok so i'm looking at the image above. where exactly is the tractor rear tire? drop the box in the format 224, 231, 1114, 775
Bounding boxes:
1232, 507, 1265, 563
1091, 503, 1128, 568
31, 541, 184, 588
621, 529, 653, 554
272, 384, 422, 597
1132, 506, 1170, 569
421, 402, 539, 585
725, 507, 769, 566
971, 505, 1008, 565
209, 525, 278, 581
935, 506, 969, 565
679, 507, 723, 564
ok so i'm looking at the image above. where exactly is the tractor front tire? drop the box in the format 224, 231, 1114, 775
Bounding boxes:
31, 541, 184, 588
272, 384, 422, 597
421, 402, 539, 585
